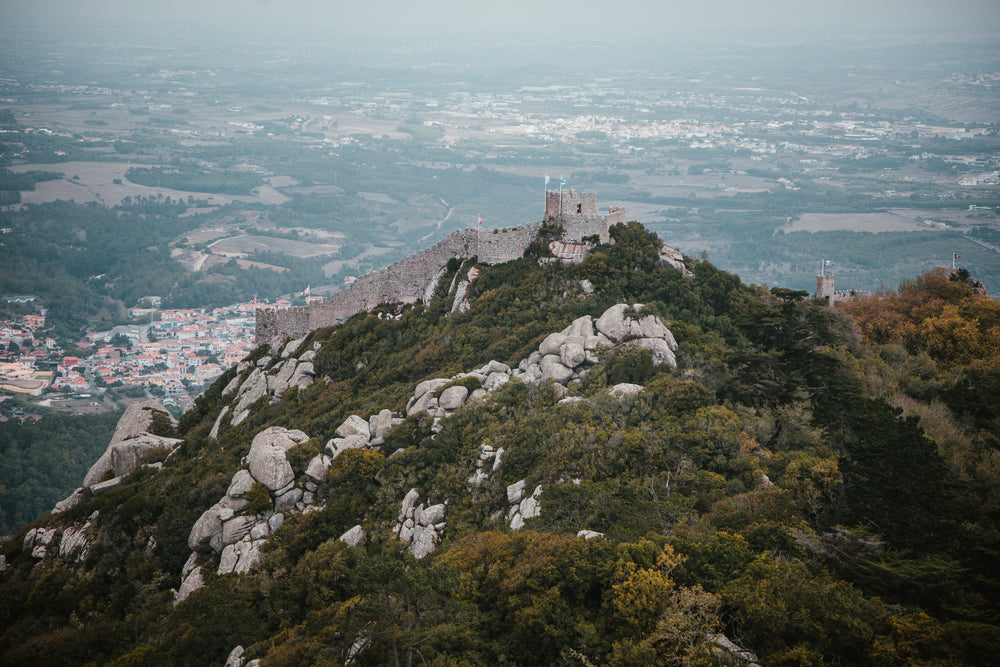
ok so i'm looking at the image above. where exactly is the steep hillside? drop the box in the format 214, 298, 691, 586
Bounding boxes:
1, 222, 998, 666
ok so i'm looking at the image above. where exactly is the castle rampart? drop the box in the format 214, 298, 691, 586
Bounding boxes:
255, 193, 623, 343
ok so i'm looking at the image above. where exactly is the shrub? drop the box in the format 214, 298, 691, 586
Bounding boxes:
246, 482, 271, 515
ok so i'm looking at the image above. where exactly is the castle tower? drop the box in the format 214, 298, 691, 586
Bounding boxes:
545, 189, 598, 221
817, 274, 834, 303
543, 190, 620, 244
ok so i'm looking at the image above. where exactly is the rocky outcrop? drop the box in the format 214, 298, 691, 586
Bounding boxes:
52, 401, 180, 515
609, 383, 644, 398
23, 526, 58, 560
175, 566, 204, 604
467, 443, 502, 487
191, 301, 675, 576
184, 423, 316, 587
392, 489, 446, 559
657, 244, 692, 277
506, 480, 542, 531
226, 341, 318, 430
246, 427, 308, 492
340, 525, 366, 547
708, 634, 761, 667
512, 304, 677, 389
81, 400, 180, 488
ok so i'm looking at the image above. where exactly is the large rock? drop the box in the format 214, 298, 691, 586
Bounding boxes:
227, 470, 255, 499
52, 488, 83, 514
595, 304, 644, 343
507, 479, 526, 504
565, 315, 595, 339
82, 400, 178, 487
281, 337, 304, 359
409, 524, 439, 559
246, 427, 309, 491
221, 515, 257, 546
399, 488, 420, 521
657, 245, 693, 277
540, 356, 573, 383
233, 368, 268, 418
188, 503, 224, 553
560, 342, 586, 368
577, 530, 605, 540
59, 524, 90, 561
209, 406, 230, 441
369, 409, 399, 440
289, 362, 314, 391
274, 487, 303, 513
224, 646, 245, 667
439, 385, 469, 410
326, 433, 369, 459
108, 433, 181, 478
174, 566, 204, 604
407, 390, 439, 417
539, 332, 567, 356
483, 371, 509, 391
420, 503, 446, 526
636, 314, 670, 341
222, 375, 241, 397
627, 337, 677, 367
520, 496, 540, 520
305, 455, 329, 483
609, 383, 644, 397
336, 415, 371, 440
412, 378, 450, 402
340, 525, 366, 547
218, 539, 264, 575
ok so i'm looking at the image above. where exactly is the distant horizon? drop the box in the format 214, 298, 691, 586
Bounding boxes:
3, 0, 999, 46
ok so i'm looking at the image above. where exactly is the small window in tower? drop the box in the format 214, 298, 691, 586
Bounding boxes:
576, 204, 582, 213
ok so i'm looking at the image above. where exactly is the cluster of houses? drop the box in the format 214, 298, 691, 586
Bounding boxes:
1, 300, 266, 400
79, 304, 258, 395
0, 313, 57, 396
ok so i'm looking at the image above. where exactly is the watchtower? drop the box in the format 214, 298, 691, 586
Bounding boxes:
816, 274, 834, 303
544, 190, 621, 244
545, 190, 598, 220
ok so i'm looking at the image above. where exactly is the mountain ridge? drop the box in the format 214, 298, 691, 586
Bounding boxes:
2, 220, 998, 665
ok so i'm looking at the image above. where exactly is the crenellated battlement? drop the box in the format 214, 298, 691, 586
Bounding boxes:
255, 193, 623, 343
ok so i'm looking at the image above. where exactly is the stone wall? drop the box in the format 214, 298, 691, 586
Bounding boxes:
256, 193, 621, 343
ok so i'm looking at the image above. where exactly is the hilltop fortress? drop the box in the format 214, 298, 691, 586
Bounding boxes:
255, 190, 627, 343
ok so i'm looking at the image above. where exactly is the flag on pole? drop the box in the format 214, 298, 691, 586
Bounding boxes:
545, 175, 550, 186
824, 259, 831, 267
303, 285, 310, 297
954, 253, 961, 260
560, 177, 566, 185
477, 215, 483, 226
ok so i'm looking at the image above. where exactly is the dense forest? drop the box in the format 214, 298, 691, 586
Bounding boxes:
1, 222, 998, 665
0, 410, 120, 537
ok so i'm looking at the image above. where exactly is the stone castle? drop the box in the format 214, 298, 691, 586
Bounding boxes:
255, 190, 627, 343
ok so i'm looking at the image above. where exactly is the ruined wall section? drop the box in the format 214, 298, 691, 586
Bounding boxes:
256, 193, 625, 343
256, 223, 543, 343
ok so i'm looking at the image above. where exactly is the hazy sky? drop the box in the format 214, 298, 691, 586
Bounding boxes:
5, 0, 1000, 41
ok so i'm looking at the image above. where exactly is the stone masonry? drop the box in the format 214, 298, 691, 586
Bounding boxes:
256, 192, 624, 343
